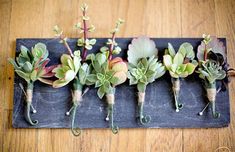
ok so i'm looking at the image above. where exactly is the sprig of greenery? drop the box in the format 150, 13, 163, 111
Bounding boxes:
75, 3, 96, 61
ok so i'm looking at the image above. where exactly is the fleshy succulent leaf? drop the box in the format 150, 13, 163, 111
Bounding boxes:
127, 36, 157, 65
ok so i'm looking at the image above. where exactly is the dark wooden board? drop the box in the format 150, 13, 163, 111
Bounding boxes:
12, 38, 230, 129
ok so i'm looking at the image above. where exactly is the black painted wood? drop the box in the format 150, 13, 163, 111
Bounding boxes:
12, 38, 230, 128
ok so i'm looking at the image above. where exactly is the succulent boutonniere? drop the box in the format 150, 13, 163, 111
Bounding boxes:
197, 34, 227, 118
8, 43, 56, 125
86, 19, 127, 134
52, 3, 96, 136
127, 36, 165, 125
163, 43, 198, 112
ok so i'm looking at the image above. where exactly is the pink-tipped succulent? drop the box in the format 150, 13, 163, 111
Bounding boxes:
9, 43, 56, 125
86, 18, 126, 134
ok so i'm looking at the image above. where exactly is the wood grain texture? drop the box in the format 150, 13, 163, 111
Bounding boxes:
0, 0, 235, 152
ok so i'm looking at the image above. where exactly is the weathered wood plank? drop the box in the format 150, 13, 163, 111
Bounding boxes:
215, 0, 235, 151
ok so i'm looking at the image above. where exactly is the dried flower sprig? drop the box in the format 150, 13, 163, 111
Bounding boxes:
9, 43, 56, 125
127, 36, 165, 125
52, 3, 95, 136
86, 19, 126, 134
197, 35, 226, 118
163, 43, 198, 112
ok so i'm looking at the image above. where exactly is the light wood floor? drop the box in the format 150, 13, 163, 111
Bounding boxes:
0, 0, 234, 151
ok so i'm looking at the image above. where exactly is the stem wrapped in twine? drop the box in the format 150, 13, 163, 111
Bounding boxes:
206, 83, 220, 118
171, 78, 183, 112
137, 92, 151, 125
25, 82, 38, 125
106, 93, 119, 134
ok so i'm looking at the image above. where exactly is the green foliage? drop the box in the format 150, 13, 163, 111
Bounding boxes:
53, 51, 81, 88
86, 53, 127, 98
127, 56, 165, 92
163, 43, 198, 78
77, 38, 96, 50
8, 43, 55, 84
127, 36, 165, 92
197, 35, 227, 85
197, 60, 226, 84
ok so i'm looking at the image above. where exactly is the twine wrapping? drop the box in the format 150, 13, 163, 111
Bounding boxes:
106, 94, 115, 105
138, 92, 145, 103
73, 90, 82, 105
207, 88, 216, 102
26, 89, 33, 103
172, 79, 180, 92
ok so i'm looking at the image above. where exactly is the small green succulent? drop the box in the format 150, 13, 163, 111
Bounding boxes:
128, 56, 165, 92
163, 42, 198, 112
197, 35, 227, 119
8, 43, 56, 125
85, 19, 126, 134
86, 53, 127, 99
163, 43, 198, 78
198, 60, 226, 85
9, 43, 55, 84
127, 36, 165, 125
52, 51, 81, 88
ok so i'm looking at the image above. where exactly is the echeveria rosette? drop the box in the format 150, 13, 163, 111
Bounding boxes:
163, 43, 198, 112
127, 36, 165, 125
197, 35, 227, 118
8, 43, 56, 126
86, 53, 128, 133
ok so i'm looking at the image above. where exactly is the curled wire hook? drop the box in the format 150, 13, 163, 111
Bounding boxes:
25, 102, 38, 125
171, 78, 183, 112
138, 103, 151, 125
173, 92, 183, 112
20, 83, 38, 125
211, 101, 220, 118
106, 104, 119, 134
66, 104, 81, 136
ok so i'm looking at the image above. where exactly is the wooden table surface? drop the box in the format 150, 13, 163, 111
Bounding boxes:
0, 0, 234, 151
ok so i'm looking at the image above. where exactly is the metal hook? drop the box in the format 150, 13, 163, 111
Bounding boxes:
138, 103, 151, 125
107, 104, 119, 134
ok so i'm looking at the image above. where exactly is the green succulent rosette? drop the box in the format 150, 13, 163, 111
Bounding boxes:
197, 35, 226, 118
163, 42, 198, 112
127, 36, 165, 125
9, 43, 56, 125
